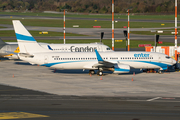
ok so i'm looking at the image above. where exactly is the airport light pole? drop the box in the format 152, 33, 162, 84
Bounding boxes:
127, 9, 130, 51
100, 32, 104, 43
63, 9, 66, 44
61, 9, 68, 44
154, 34, 159, 52
123, 30, 128, 51
112, 0, 114, 51
175, 0, 178, 61
154, 34, 156, 52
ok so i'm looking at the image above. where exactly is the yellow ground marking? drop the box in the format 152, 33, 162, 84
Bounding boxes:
0, 112, 49, 119
115, 40, 123, 42
39, 32, 48, 34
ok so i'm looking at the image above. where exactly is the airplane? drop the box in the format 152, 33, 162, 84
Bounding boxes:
0, 39, 112, 60
45, 43, 112, 52
0, 38, 20, 59
12, 20, 176, 75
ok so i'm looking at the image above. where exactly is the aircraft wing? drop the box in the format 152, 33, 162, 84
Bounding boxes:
93, 49, 130, 73
92, 60, 114, 68
93, 49, 114, 67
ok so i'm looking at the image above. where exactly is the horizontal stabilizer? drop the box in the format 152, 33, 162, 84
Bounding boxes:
0, 38, 6, 45
4, 50, 18, 55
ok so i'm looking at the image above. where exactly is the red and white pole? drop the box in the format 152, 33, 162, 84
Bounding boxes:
112, 0, 114, 51
128, 9, 130, 51
175, 0, 178, 61
63, 9, 66, 44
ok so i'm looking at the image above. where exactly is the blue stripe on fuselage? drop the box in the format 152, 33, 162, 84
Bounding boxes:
40, 60, 172, 69
134, 60, 171, 69
41, 60, 87, 67
114, 68, 130, 72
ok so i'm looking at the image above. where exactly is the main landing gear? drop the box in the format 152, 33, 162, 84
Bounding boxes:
97, 71, 103, 76
89, 70, 103, 76
158, 69, 162, 74
89, 70, 95, 75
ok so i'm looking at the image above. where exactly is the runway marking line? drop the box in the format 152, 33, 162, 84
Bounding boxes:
147, 97, 161, 101
161, 97, 175, 100
0, 112, 49, 119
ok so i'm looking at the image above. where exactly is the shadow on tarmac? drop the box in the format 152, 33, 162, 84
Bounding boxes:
50, 68, 144, 75
14, 62, 32, 66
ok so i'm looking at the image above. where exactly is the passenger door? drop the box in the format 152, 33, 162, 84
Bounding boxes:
44, 55, 48, 64
158, 55, 162, 63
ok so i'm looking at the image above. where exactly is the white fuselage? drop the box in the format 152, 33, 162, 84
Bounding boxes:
40, 43, 112, 52
19, 51, 176, 70
0, 42, 112, 59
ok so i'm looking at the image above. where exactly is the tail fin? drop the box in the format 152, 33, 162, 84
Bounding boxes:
0, 38, 6, 45
12, 20, 49, 54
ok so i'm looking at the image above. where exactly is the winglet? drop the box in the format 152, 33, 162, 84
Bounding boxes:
47, 45, 53, 50
95, 49, 103, 62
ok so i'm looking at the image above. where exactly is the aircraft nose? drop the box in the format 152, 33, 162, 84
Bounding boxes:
172, 59, 177, 65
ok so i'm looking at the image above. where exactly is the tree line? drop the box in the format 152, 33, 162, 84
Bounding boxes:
0, 0, 179, 13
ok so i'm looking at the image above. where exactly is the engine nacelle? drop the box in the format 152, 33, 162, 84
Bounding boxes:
113, 63, 130, 73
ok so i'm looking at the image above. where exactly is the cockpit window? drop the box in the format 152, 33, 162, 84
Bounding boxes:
166, 56, 171, 59
106, 48, 111, 50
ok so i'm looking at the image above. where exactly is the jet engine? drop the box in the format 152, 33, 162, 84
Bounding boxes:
112, 63, 130, 73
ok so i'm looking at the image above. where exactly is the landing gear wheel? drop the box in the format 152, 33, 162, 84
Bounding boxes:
89, 70, 95, 75
158, 70, 162, 74
97, 71, 103, 76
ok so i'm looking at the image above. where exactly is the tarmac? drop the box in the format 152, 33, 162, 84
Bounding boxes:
1, 60, 180, 97
1, 60, 180, 120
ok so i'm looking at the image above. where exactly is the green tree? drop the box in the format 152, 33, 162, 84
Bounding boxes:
1, 2, 8, 10
156, 5, 161, 12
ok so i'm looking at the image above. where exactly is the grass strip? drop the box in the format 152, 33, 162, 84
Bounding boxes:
0, 30, 87, 37
3, 39, 179, 48
1, 12, 180, 20
131, 31, 180, 35
0, 18, 179, 28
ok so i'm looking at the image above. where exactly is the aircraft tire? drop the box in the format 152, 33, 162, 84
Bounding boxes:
89, 70, 95, 75
158, 69, 162, 74
97, 71, 103, 76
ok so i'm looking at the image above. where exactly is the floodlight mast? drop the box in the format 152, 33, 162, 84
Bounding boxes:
63, 9, 65, 44
112, 0, 114, 51
175, 0, 178, 61
127, 9, 130, 51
